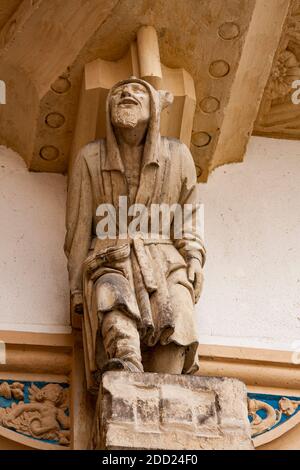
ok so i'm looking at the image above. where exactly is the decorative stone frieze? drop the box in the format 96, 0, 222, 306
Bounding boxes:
0, 380, 70, 447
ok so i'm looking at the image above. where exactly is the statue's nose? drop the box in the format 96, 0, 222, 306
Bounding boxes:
121, 89, 131, 98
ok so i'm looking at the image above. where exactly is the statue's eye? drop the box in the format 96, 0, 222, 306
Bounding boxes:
132, 85, 146, 94
112, 89, 121, 97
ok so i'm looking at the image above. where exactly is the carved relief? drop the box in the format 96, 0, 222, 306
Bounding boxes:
264, 50, 300, 101
0, 382, 70, 446
279, 397, 300, 416
248, 398, 281, 437
248, 394, 300, 438
0, 381, 24, 401
254, 0, 300, 138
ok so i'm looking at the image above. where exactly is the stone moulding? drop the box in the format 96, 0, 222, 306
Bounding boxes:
0, 425, 67, 451
197, 344, 300, 449
197, 344, 300, 390
0, 331, 73, 381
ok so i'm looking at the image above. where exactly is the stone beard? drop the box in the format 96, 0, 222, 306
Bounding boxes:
111, 106, 140, 128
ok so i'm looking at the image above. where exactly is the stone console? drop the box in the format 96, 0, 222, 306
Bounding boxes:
90, 372, 253, 450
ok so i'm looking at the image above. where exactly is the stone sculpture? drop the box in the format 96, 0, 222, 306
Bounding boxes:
65, 77, 206, 386
0, 383, 70, 446
91, 373, 253, 450
248, 396, 300, 437
0, 382, 24, 401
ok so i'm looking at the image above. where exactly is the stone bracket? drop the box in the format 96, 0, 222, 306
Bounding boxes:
91, 372, 253, 450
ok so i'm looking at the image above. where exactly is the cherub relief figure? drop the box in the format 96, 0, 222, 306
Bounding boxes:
65, 77, 206, 385
0, 383, 70, 445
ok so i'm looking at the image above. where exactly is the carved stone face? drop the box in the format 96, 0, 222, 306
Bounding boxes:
110, 82, 150, 129
40, 384, 63, 405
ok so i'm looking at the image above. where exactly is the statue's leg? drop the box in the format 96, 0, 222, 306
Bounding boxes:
146, 343, 185, 374
144, 279, 197, 375
101, 309, 143, 373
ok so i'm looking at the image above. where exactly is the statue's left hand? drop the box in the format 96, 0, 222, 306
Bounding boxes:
187, 258, 204, 303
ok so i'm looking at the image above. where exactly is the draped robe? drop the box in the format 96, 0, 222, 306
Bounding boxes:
64, 78, 206, 390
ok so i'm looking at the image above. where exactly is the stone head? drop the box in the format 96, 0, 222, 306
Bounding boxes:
35, 384, 64, 405
110, 81, 150, 129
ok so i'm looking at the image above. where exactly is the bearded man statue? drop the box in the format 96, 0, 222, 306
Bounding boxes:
64, 77, 206, 390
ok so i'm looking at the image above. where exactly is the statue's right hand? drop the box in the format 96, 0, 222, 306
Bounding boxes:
71, 292, 83, 315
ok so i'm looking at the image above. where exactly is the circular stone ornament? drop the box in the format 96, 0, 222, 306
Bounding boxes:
39, 145, 59, 161
209, 60, 230, 78
218, 22, 240, 40
192, 131, 212, 147
45, 112, 65, 128
51, 76, 71, 94
200, 96, 220, 113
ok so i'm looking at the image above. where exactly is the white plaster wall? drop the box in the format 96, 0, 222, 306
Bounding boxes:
0, 146, 70, 333
0, 137, 299, 348
197, 136, 300, 351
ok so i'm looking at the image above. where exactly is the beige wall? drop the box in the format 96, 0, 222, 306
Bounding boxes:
197, 136, 300, 351
0, 137, 299, 349
0, 146, 70, 333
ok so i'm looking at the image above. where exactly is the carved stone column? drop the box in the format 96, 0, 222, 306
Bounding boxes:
90, 372, 253, 450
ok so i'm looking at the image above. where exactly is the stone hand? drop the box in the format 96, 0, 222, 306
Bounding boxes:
187, 258, 203, 303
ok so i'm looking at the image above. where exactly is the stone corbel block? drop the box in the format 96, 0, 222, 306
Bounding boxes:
90, 372, 253, 450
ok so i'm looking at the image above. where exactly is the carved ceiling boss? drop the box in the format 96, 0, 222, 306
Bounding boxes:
64, 77, 206, 385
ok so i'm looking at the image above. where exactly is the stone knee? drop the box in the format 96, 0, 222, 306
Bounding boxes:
146, 342, 186, 374
101, 310, 143, 371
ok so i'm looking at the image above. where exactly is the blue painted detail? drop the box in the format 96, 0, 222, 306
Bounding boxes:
247, 392, 300, 435
0, 380, 69, 445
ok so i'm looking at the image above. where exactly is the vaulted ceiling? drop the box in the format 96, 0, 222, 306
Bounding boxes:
0, 0, 298, 181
